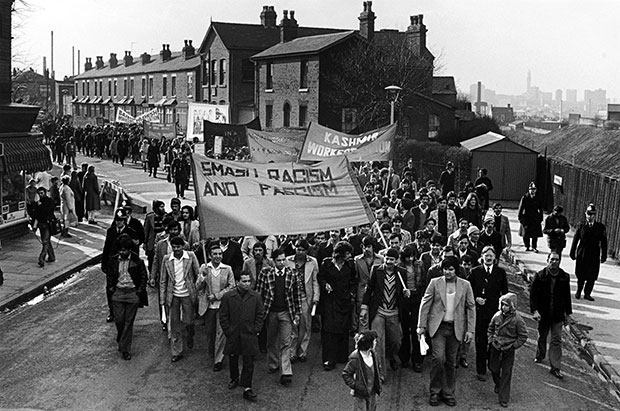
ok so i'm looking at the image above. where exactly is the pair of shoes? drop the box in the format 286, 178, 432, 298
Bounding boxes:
476, 374, 487, 381
459, 358, 469, 368
534, 357, 543, 363
228, 379, 239, 389
61, 233, 73, 238
389, 359, 399, 371
122, 352, 131, 361
443, 397, 457, 407
213, 362, 222, 372
428, 394, 440, 406
584, 295, 595, 301
494, 385, 499, 394
298, 355, 307, 363
413, 363, 423, 373
323, 362, 335, 371
267, 367, 279, 374
525, 247, 531, 251
187, 335, 194, 349
171, 355, 183, 362
550, 368, 564, 379
279, 375, 292, 386
243, 388, 257, 402
38, 261, 45, 267
500, 401, 508, 407
106, 315, 115, 323
290, 355, 299, 364
575, 293, 581, 299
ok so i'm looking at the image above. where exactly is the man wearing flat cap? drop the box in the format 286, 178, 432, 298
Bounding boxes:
570, 204, 607, 301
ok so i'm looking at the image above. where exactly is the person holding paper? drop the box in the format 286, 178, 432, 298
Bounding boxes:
417, 256, 475, 407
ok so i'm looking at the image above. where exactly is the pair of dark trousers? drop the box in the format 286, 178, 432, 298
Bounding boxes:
399, 295, 423, 366
229, 354, 255, 388
475, 315, 492, 375
169, 295, 195, 356
576, 277, 596, 297
536, 320, 563, 370
322, 331, 349, 365
38, 223, 55, 265
112, 288, 140, 353
429, 322, 459, 398
371, 312, 402, 379
488, 346, 515, 404
523, 236, 539, 249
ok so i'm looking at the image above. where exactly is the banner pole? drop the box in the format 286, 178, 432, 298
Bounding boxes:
374, 220, 389, 249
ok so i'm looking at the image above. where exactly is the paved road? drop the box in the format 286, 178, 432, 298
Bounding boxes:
0, 262, 617, 410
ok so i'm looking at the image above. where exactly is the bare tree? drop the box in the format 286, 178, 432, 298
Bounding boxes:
11, 0, 38, 69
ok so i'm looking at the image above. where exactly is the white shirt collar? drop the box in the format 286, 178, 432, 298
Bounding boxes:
169, 250, 189, 261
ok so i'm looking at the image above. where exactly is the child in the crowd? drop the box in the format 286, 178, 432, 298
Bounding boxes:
487, 292, 528, 408
342, 330, 382, 411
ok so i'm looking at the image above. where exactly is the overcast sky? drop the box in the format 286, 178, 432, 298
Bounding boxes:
13, 0, 620, 101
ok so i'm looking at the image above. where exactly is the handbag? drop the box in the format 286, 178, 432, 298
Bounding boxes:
49, 216, 62, 236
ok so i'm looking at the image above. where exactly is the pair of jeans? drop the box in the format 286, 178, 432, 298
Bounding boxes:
488, 346, 515, 404
266, 311, 294, 376
371, 312, 402, 379
536, 320, 563, 370
429, 322, 459, 398
169, 295, 195, 356
229, 355, 255, 388
38, 222, 55, 264
111, 288, 140, 353
399, 295, 423, 366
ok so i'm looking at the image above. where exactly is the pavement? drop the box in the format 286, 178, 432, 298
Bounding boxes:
1, 151, 619, 399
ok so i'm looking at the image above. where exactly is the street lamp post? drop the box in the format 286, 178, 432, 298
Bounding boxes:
385, 85, 402, 125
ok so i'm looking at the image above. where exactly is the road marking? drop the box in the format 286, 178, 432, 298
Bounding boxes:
542, 381, 618, 410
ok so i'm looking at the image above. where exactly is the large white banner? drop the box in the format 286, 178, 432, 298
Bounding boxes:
115, 108, 135, 124
136, 108, 159, 123
187, 102, 229, 141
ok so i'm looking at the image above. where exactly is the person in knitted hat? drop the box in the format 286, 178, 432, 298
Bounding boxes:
487, 292, 528, 407
342, 329, 382, 411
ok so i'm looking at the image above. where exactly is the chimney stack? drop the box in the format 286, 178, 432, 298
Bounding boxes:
280, 10, 298, 43
358, 1, 376, 42
123, 51, 133, 66
109, 53, 118, 68
140, 52, 151, 65
95, 56, 104, 69
84, 57, 93, 71
183, 40, 195, 59
406, 14, 427, 57
260, 5, 277, 28
160, 44, 172, 61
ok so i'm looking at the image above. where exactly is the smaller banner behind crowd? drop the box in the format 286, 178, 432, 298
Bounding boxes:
191, 152, 373, 238
298, 122, 396, 162
143, 120, 177, 139
204, 117, 261, 158
247, 128, 305, 163
115, 108, 159, 124
187, 102, 229, 141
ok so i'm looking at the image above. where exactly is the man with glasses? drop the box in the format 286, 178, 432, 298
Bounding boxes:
570, 204, 607, 301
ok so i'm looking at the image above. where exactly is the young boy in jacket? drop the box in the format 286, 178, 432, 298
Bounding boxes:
487, 292, 528, 408
342, 330, 382, 411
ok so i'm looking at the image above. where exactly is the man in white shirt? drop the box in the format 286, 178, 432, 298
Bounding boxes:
160, 236, 200, 362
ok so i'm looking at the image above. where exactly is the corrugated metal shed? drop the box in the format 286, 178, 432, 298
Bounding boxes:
461, 132, 539, 201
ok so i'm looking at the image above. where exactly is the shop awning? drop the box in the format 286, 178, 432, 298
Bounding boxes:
101, 97, 112, 105
164, 98, 177, 106
1, 136, 52, 173
153, 98, 166, 106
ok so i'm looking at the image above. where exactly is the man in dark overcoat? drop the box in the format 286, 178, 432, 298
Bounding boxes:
219, 273, 265, 402
570, 203, 607, 301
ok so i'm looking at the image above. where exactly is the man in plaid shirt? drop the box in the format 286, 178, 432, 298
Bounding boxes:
257, 247, 302, 386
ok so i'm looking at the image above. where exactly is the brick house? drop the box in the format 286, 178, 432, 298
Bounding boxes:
72, 41, 201, 131
197, 6, 343, 124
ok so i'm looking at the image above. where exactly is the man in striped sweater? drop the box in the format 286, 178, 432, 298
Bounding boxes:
360, 248, 410, 381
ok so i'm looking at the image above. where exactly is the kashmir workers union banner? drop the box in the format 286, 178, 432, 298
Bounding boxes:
246, 128, 305, 163
191, 152, 373, 238
298, 122, 396, 162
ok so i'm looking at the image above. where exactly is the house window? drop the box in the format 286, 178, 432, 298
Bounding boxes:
108, 80, 112, 96
300, 59, 308, 89
81, 81, 85, 96
141, 78, 146, 96
163, 76, 168, 96
113, 79, 117, 96
94, 80, 98, 96
210, 60, 217, 85
130, 78, 134, 96
171, 75, 176, 96
265, 104, 273, 128
342, 108, 358, 133
99, 106, 105, 116
202, 60, 209, 85
241, 59, 254, 82
219, 59, 227, 86
299, 105, 307, 127
148, 77, 153, 97
187, 72, 194, 97
283, 102, 291, 127
266, 63, 273, 90
86, 81, 90, 96
428, 114, 440, 139
123, 79, 127, 96
99, 80, 103, 96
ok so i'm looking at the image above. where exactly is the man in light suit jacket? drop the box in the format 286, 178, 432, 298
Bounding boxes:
417, 256, 475, 407
196, 243, 236, 371
159, 236, 201, 362
285, 239, 319, 362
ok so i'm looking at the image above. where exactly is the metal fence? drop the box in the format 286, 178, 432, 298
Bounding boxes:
544, 157, 620, 259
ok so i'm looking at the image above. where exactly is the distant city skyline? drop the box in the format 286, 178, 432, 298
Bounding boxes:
12, 0, 620, 100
